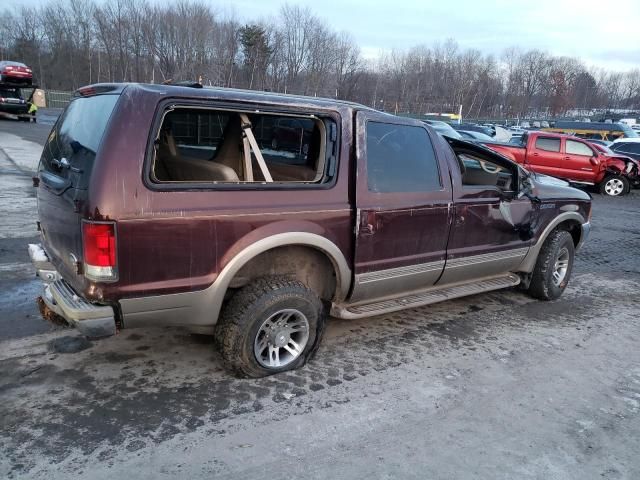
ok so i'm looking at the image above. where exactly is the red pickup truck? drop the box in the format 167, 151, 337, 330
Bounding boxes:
485, 132, 640, 196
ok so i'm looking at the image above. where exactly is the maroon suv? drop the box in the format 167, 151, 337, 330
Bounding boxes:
31, 83, 591, 377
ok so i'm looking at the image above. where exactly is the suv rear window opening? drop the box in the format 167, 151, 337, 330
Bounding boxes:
39, 94, 120, 188
152, 108, 330, 185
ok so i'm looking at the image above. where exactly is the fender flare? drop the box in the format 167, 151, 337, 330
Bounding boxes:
518, 211, 586, 273
214, 232, 351, 304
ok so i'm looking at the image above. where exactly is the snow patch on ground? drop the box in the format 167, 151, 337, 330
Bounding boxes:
0, 145, 38, 239
0, 131, 44, 172
27, 244, 47, 262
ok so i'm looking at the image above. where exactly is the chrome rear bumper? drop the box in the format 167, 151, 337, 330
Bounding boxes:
29, 243, 116, 337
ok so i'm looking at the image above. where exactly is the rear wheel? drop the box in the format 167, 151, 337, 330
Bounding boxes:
215, 277, 326, 378
528, 229, 575, 301
599, 175, 629, 196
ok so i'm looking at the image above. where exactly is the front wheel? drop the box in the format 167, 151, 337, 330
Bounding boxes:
599, 175, 629, 196
528, 229, 575, 301
215, 277, 326, 378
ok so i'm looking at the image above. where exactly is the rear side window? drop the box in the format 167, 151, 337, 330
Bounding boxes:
566, 140, 594, 156
535, 137, 561, 152
151, 107, 333, 185
366, 122, 441, 193
40, 94, 119, 185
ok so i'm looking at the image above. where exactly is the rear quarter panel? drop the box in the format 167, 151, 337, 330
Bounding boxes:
86, 87, 354, 302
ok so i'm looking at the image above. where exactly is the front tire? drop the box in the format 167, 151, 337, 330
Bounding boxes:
215, 277, 326, 378
599, 175, 629, 196
528, 230, 575, 301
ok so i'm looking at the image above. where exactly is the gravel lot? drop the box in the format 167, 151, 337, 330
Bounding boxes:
1, 116, 639, 480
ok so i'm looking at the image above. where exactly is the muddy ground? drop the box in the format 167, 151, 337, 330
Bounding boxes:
1, 116, 639, 479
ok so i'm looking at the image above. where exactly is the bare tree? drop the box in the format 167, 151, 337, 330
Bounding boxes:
1, 0, 637, 119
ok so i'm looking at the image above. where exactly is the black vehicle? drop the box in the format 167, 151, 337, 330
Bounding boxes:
610, 140, 640, 162
0, 87, 28, 115
269, 117, 314, 156
452, 123, 494, 137
458, 130, 494, 141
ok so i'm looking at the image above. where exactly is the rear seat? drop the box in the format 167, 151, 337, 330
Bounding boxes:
157, 130, 240, 182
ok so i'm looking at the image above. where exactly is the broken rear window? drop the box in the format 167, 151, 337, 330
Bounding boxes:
151, 107, 334, 185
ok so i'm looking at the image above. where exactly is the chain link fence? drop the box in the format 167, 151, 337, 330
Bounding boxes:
44, 90, 72, 109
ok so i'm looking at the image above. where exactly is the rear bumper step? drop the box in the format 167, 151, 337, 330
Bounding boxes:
30, 243, 116, 338
28, 243, 60, 283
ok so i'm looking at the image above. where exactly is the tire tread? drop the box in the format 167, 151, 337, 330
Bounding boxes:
215, 276, 324, 378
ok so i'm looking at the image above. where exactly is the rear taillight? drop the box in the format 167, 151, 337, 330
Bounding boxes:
82, 221, 117, 281
78, 87, 96, 97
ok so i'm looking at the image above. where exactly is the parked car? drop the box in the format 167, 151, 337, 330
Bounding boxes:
485, 131, 640, 196
422, 119, 462, 139
0, 87, 28, 115
508, 126, 527, 137
458, 130, 494, 141
610, 139, 640, 162
0, 61, 33, 85
586, 138, 613, 148
31, 83, 591, 377
452, 123, 494, 137
269, 117, 314, 156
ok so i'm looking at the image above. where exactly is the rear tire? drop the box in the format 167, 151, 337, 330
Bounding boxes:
599, 175, 629, 196
214, 277, 326, 378
528, 229, 575, 301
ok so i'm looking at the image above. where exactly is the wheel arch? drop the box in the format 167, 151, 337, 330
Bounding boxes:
215, 230, 351, 301
518, 212, 586, 273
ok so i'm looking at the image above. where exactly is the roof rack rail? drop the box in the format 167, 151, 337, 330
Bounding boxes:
160, 79, 202, 89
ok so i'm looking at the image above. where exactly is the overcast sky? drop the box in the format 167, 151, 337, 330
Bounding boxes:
6, 0, 640, 71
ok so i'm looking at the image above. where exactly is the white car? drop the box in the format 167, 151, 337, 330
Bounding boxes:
612, 137, 640, 144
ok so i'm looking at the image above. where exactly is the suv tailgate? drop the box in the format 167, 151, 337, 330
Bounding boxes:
37, 92, 120, 293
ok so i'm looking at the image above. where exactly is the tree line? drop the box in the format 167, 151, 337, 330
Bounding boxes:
1, 0, 639, 119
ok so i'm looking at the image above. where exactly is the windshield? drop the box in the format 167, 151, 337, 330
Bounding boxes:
591, 143, 614, 155
0, 88, 22, 99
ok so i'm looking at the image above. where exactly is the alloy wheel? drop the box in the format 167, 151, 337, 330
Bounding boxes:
604, 178, 624, 196
552, 247, 570, 286
254, 309, 310, 369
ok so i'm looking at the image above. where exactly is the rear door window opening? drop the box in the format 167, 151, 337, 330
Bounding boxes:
150, 106, 335, 186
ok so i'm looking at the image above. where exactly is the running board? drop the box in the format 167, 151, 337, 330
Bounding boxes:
331, 274, 521, 319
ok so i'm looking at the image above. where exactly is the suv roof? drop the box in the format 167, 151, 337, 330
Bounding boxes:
77, 82, 378, 113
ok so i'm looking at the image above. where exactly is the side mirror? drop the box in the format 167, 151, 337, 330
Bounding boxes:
589, 157, 599, 166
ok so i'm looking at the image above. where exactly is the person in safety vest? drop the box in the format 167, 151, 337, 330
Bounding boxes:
26, 91, 38, 123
